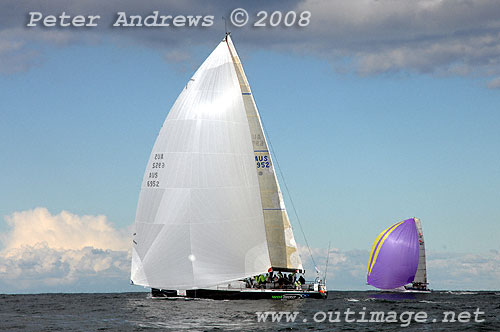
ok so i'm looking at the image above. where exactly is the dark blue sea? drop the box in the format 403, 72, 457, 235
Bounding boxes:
1, 291, 499, 331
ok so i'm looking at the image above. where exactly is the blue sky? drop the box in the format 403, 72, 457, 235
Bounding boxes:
1, 0, 499, 292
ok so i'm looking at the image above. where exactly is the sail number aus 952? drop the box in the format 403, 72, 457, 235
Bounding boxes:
255, 155, 270, 168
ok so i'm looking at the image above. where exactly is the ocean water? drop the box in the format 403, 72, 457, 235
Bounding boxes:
1, 291, 499, 331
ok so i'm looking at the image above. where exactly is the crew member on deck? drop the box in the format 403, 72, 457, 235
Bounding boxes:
298, 275, 305, 285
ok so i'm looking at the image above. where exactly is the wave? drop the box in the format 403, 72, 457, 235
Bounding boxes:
445, 291, 478, 295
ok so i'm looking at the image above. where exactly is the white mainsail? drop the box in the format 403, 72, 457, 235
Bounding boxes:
131, 39, 271, 290
226, 36, 303, 272
413, 218, 427, 285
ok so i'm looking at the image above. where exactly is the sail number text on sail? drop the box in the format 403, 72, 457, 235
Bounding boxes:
255, 155, 271, 168
147, 153, 165, 187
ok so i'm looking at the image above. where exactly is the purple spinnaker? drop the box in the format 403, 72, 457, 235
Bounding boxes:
367, 219, 419, 290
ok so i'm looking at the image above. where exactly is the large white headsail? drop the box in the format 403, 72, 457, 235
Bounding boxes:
131, 39, 271, 290
413, 218, 427, 285
226, 35, 303, 272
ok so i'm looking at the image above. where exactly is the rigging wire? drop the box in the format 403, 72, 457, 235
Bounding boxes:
259, 119, 319, 273
324, 241, 331, 283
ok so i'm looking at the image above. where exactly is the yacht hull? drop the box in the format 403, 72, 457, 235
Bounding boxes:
151, 288, 327, 300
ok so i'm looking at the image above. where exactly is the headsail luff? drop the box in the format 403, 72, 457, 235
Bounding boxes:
225, 35, 304, 272
130, 39, 271, 290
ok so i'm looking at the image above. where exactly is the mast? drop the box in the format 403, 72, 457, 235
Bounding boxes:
413, 218, 428, 285
225, 35, 303, 272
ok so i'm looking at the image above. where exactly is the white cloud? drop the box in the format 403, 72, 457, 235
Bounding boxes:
1, 208, 499, 293
298, 245, 371, 290
0, 28, 78, 74
487, 77, 500, 89
163, 49, 191, 63
2, 0, 500, 84
0, 208, 132, 293
2, 207, 129, 252
295, 0, 500, 77
0, 244, 130, 292
297, 245, 500, 290
428, 251, 500, 290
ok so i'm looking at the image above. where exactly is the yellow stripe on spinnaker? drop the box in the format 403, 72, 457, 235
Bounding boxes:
367, 221, 405, 276
367, 225, 392, 275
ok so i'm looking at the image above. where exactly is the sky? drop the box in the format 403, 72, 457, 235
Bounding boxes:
1, 0, 499, 293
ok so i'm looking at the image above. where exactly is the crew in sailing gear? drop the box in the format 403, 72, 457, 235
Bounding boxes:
257, 274, 266, 288
298, 275, 306, 285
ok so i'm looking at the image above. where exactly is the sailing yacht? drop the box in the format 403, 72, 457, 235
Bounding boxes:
367, 217, 430, 293
130, 34, 327, 300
